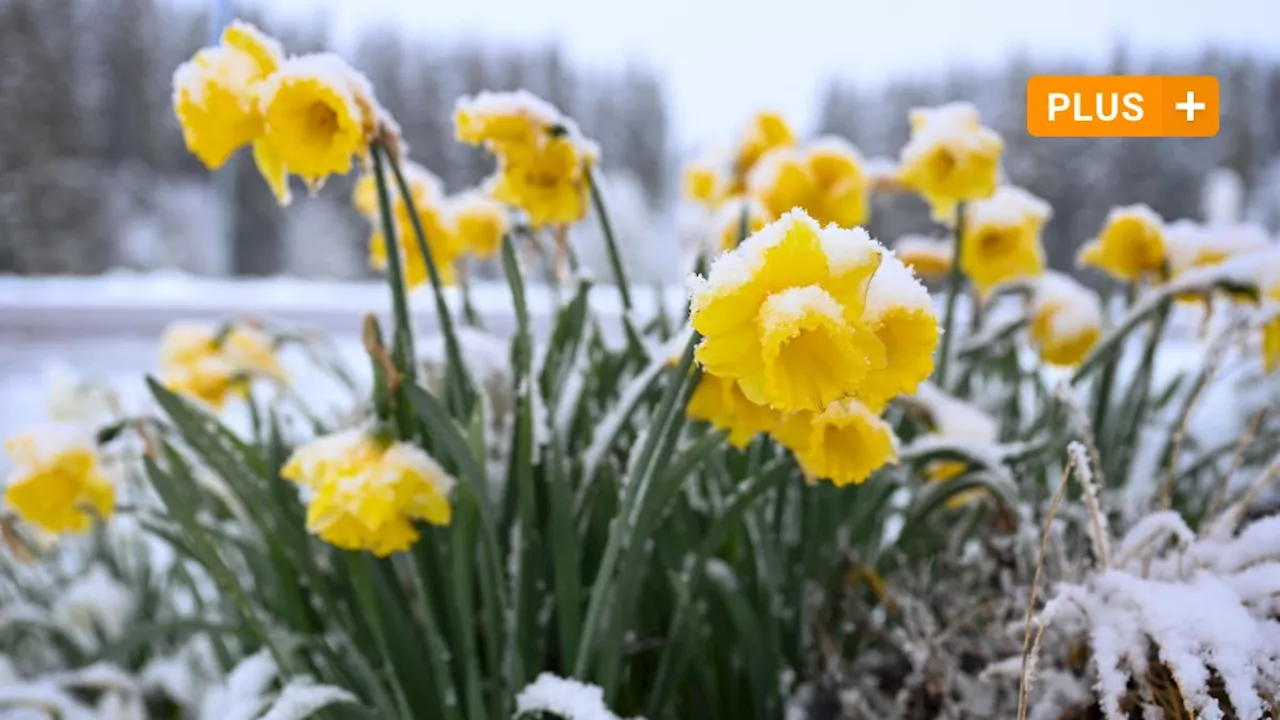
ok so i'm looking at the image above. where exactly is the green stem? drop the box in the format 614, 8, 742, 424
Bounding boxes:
935, 202, 966, 389
586, 166, 633, 311
573, 331, 700, 679
1090, 282, 1134, 462
346, 554, 415, 719
369, 145, 415, 374
378, 143, 472, 414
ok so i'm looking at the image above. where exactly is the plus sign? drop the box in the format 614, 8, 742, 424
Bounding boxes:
1175, 90, 1206, 122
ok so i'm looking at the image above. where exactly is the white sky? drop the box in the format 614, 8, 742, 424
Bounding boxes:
241, 0, 1280, 149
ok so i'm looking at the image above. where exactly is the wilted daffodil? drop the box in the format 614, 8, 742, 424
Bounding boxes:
159, 321, 285, 409
898, 102, 1003, 222
893, 235, 953, 280
454, 90, 598, 228
3, 424, 115, 535
449, 192, 509, 260
771, 400, 898, 486
172, 21, 284, 171
689, 209, 937, 414
749, 137, 870, 229
281, 428, 454, 556
961, 186, 1051, 295
257, 54, 391, 203
687, 375, 781, 449
1077, 204, 1166, 282
1028, 272, 1103, 367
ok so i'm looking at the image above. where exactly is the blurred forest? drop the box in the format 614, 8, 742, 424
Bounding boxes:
0, 0, 1278, 280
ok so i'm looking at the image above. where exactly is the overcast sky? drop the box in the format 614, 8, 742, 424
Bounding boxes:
240, 0, 1280, 149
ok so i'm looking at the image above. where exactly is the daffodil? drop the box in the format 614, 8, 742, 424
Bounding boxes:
708, 196, 771, 254
893, 235, 953, 280
172, 21, 283, 170
688, 210, 889, 413
684, 161, 728, 209
857, 250, 940, 410
3, 424, 115, 534
730, 111, 795, 193
1028, 272, 1103, 367
961, 186, 1051, 295
687, 374, 780, 448
1077, 204, 1166, 282
749, 137, 869, 228
454, 90, 599, 228
898, 102, 1003, 222
281, 429, 454, 556
159, 321, 285, 408
771, 400, 898, 486
258, 53, 386, 202
450, 192, 509, 260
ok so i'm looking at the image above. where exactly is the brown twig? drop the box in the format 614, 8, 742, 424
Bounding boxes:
1016, 461, 1072, 720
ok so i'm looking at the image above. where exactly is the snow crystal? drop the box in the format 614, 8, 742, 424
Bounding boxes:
907, 382, 998, 443
1101, 203, 1162, 234
1113, 510, 1194, 570
51, 565, 136, 646
172, 46, 256, 110
198, 650, 278, 720
900, 102, 1001, 165
758, 285, 846, 327
688, 209, 821, 306
966, 186, 1052, 230
454, 89, 564, 131
818, 225, 883, 277
864, 249, 933, 318
514, 673, 636, 720
382, 442, 457, 498
258, 679, 357, 720
1031, 272, 1102, 339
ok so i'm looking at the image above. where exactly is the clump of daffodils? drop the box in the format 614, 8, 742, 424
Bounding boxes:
281, 428, 455, 556
1028, 272, 1103, 367
683, 110, 797, 209
898, 102, 1004, 222
1077, 204, 1167, 282
961, 185, 1051, 295
173, 21, 396, 205
687, 209, 938, 484
159, 321, 285, 409
454, 90, 599, 228
3, 424, 115, 535
893, 235, 953, 281
748, 136, 870, 229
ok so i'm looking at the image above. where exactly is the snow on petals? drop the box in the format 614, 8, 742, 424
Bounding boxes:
1029, 272, 1103, 367
280, 429, 455, 556
898, 102, 1004, 223
961, 185, 1051, 295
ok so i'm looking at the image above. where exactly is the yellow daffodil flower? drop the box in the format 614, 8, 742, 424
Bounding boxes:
1077, 204, 1166, 282
1028, 272, 1103, 367
898, 102, 1003, 222
4, 425, 115, 534
687, 374, 780, 449
749, 137, 869, 229
893, 235, 953, 280
961, 186, 1051, 295
281, 429, 454, 556
771, 400, 898, 486
172, 21, 284, 170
